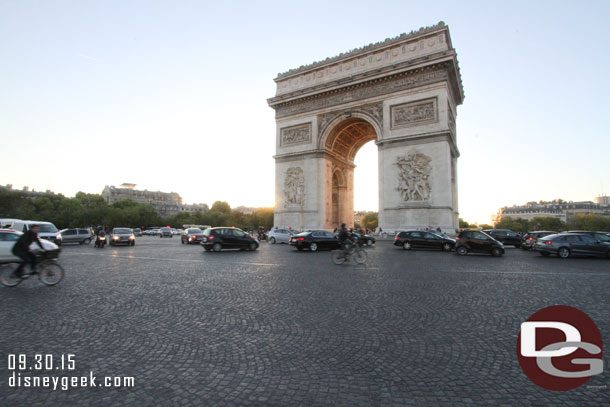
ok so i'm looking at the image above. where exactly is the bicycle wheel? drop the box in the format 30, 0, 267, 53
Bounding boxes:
38, 262, 65, 286
354, 249, 368, 264
0, 264, 22, 287
331, 251, 346, 265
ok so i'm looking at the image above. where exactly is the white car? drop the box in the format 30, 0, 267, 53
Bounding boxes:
3, 219, 62, 246
268, 228, 297, 244
0, 229, 60, 263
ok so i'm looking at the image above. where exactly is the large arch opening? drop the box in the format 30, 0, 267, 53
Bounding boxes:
324, 117, 378, 229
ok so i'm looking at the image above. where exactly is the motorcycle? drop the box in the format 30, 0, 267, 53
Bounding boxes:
95, 235, 106, 248
257, 232, 267, 242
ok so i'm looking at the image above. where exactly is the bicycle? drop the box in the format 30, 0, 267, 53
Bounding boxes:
1, 252, 65, 287
332, 241, 368, 265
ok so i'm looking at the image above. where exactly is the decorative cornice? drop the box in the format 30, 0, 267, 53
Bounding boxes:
275, 22, 447, 80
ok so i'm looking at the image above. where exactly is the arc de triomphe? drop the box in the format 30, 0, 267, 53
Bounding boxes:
268, 22, 464, 233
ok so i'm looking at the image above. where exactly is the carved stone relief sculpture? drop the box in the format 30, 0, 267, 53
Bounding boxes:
280, 123, 312, 146
283, 167, 305, 207
396, 153, 432, 202
391, 98, 437, 128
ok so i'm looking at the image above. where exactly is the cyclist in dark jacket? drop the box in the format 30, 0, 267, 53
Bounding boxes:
12, 224, 45, 278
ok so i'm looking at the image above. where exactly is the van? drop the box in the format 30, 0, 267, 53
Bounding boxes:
10, 220, 63, 245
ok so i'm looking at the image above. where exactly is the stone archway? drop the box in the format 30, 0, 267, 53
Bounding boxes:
269, 22, 464, 233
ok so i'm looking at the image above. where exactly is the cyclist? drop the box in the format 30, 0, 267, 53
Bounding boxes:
337, 223, 354, 255
12, 224, 45, 278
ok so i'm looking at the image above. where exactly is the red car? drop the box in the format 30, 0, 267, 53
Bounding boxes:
181, 228, 204, 244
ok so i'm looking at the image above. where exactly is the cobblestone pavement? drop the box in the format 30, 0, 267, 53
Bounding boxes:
1, 237, 609, 406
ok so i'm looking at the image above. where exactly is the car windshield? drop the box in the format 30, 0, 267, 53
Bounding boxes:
37, 224, 58, 233
188, 229, 202, 234
113, 228, 132, 234
296, 232, 310, 237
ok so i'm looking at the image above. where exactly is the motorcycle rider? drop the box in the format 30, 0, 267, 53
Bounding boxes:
12, 224, 46, 278
96, 229, 107, 247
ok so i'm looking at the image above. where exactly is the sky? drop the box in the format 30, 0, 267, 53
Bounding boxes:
1, 0, 609, 224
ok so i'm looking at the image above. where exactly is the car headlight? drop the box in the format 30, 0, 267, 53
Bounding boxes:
56, 234, 62, 240
129, 235, 135, 239
113, 236, 119, 240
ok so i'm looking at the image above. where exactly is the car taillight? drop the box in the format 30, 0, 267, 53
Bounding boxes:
209, 235, 214, 240
456, 237, 460, 242
394, 236, 399, 240
529, 237, 533, 241
545, 241, 552, 245
296, 237, 304, 241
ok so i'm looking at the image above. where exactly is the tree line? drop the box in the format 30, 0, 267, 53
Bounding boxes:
0, 188, 274, 231
459, 215, 610, 233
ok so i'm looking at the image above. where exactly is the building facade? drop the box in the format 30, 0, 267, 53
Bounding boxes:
102, 184, 208, 217
496, 199, 610, 223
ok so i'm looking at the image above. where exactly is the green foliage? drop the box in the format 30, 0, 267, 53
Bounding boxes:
361, 212, 378, 230
458, 218, 470, 228
493, 215, 610, 233
567, 214, 610, 231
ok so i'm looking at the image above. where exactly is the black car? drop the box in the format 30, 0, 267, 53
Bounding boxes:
201, 227, 259, 252
289, 230, 339, 252
455, 230, 504, 257
109, 228, 136, 246
521, 231, 557, 250
535, 233, 610, 259
482, 229, 522, 248
394, 230, 455, 251
351, 231, 376, 246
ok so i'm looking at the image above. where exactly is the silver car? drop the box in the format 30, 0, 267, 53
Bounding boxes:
60, 228, 93, 245
268, 228, 296, 244
110, 228, 136, 246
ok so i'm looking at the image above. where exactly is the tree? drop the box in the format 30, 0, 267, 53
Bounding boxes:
361, 212, 378, 230
459, 218, 470, 228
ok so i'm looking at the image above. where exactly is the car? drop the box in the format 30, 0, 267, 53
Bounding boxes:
268, 228, 296, 244
535, 233, 610, 259
182, 228, 204, 244
520, 231, 557, 250
455, 230, 505, 257
109, 228, 135, 246
352, 231, 376, 247
5, 219, 62, 245
159, 227, 173, 238
0, 229, 61, 263
60, 228, 94, 245
393, 230, 454, 251
133, 228, 143, 237
482, 229, 522, 248
201, 227, 259, 252
288, 230, 339, 252
566, 231, 610, 243
170, 228, 177, 235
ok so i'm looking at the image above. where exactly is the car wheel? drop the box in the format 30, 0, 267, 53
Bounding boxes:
456, 246, 468, 256
403, 241, 411, 250
442, 243, 452, 251
558, 247, 570, 259
540, 252, 550, 257
310, 242, 318, 252
514, 244, 520, 248
212, 243, 222, 252
297, 246, 303, 251
83, 238, 91, 245
367, 239, 373, 246
269, 237, 276, 244
491, 247, 502, 257
249, 242, 258, 251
